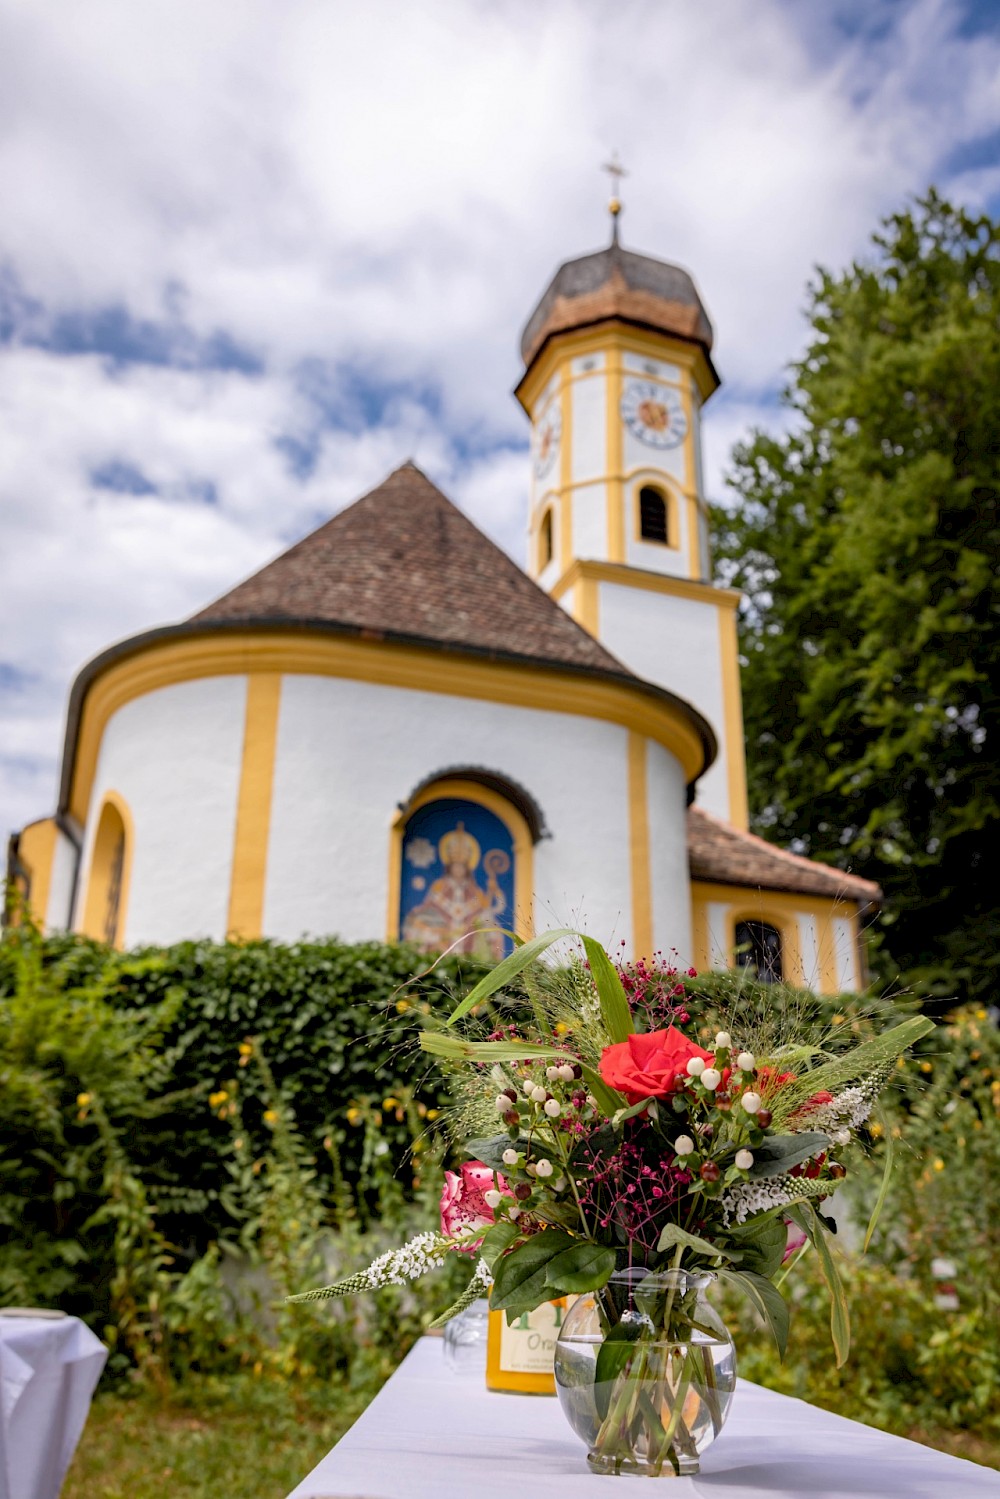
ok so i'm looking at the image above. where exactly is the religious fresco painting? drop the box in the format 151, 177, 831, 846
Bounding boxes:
399, 797, 514, 960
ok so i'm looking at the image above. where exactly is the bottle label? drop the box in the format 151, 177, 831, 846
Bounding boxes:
498, 1300, 565, 1374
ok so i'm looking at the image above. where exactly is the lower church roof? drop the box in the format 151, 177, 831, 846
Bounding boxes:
688, 806, 881, 905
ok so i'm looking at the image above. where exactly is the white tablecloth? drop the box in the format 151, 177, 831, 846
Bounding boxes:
0, 1315, 107, 1499
288, 1335, 996, 1499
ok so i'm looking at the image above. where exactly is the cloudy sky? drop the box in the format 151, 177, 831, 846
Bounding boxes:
2, 0, 1000, 843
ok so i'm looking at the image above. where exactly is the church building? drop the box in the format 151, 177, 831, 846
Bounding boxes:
8, 220, 879, 993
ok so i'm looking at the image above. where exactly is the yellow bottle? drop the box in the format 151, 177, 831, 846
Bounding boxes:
486, 1300, 566, 1394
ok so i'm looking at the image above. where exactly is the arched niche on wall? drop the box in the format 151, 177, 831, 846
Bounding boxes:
388, 770, 541, 959
81, 791, 133, 948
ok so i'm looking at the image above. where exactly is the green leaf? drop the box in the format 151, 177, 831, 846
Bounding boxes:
463, 1136, 519, 1173
578, 1063, 628, 1118
594, 1322, 643, 1419
725, 1214, 787, 1278
580, 936, 634, 1044
789, 1203, 850, 1367
419, 1035, 573, 1065
445, 928, 579, 1025
544, 1241, 616, 1294
747, 1131, 829, 1178
479, 1219, 520, 1271
718, 1268, 790, 1359
490, 1229, 576, 1313
656, 1224, 735, 1262
782, 1018, 934, 1109
863, 1102, 893, 1253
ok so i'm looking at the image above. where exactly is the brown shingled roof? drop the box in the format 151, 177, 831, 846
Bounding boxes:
193, 462, 628, 676
688, 806, 881, 905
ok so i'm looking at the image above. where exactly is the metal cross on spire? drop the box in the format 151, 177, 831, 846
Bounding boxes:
602, 151, 628, 242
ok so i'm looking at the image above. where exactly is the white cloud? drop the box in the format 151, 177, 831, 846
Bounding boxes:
1, 0, 999, 838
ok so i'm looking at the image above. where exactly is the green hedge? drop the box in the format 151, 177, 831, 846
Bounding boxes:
0, 933, 498, 1257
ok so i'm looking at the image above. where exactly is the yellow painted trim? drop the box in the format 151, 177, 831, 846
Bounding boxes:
81, 790, 134, 949
574, 573, 600, 637
631, 477, 681, 553
606, 344, 625, 562
627, 733, 653, 957
538, 505, 555, 571
227, 673, 282, 939
691, 893, 710, 973
15, 818, 58, 928
719, 606, 749, 829
517, 320, 718, 410
559, 372, 573, 573
690, 880, 863, 994
680, 376, 701, 579
550, 559, 741, 611
387, 776, 534, 944
68, 632, 710, 832
816, 908, 839, 994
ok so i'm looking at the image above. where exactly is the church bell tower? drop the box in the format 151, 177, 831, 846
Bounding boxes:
515, 186, 748, 826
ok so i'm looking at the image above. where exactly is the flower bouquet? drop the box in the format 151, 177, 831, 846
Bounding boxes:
290, 929, 932, 1477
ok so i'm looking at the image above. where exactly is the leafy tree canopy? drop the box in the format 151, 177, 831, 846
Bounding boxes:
713, 191, 1000, 1007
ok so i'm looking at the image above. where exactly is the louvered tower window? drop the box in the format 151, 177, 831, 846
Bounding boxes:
639, 485, 669, 544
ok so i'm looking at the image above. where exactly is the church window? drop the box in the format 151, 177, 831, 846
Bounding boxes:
639, 485, 670, 545
734, 920, 783, 983
81, 794, 131, 949
398, 796, 516, 962
540, 507, 554, 568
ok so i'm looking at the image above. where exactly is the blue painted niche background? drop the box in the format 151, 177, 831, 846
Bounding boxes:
399, 797, 515, 958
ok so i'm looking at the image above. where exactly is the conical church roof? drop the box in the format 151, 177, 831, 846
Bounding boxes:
520, 240, 715, 370
193, 462, 626, 675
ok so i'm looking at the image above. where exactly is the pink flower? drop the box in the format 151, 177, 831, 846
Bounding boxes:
782, 1219, 808, 1263
439, 1160, 510, 1247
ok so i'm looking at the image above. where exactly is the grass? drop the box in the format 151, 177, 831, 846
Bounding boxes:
61, 1371, 379, 1499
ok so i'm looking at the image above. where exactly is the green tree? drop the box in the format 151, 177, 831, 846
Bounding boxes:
713, 191, 1000, 1006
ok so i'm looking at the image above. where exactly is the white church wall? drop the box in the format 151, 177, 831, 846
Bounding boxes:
77, 676, 246, 945
706, 901, 730, 966
645, 739, 694, 965
570, 372, 606, 481
264, 674, 687, 954
46, 828, 78, 930
796, 913, 822, 991
572, 481, 609, 561
596, 582, 731, 821
833, 916, 858, 991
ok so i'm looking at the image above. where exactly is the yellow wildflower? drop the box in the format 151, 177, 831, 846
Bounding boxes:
346, 1107, 362, 1125
933, 1158, 945, 1172
919, 1061, 933, 1073
554, 1021, 570, 1036
831, 1014, 845, 1026
395, 998, 411, 1013
426, 1108, 440, 1121
76, 1092, 92, 1108
382, 1097, 399, 1111
239, 1041, 253, 1056
209, 1089, 229, 1109
263, 1109, 278, 1126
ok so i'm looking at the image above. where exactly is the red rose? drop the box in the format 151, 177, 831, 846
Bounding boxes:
599, 1026, 714, 1104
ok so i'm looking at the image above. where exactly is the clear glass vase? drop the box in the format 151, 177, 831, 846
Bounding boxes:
553, 1268, 736, 1477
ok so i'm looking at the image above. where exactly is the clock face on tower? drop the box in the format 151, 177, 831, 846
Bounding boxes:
533, 403, 562, 479
620, 379, 688, 450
